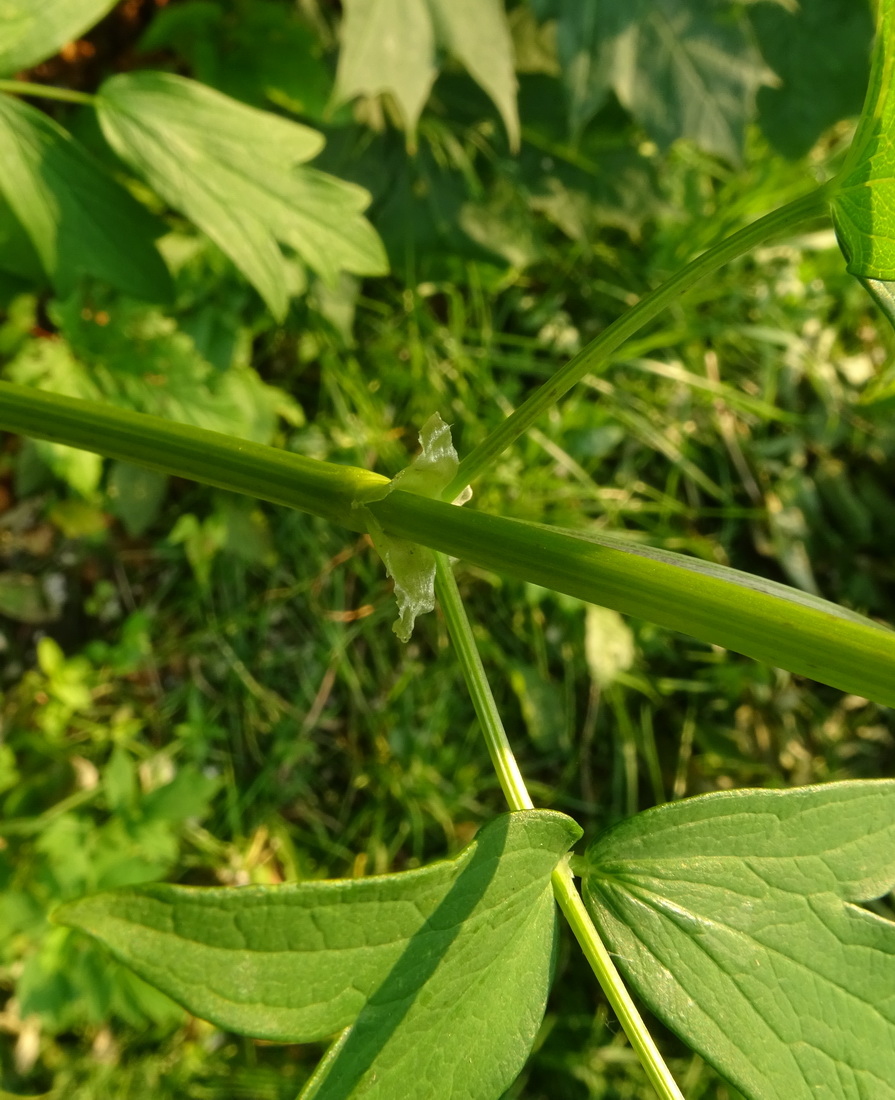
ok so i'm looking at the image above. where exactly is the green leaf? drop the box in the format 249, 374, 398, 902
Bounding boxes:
0, 0, 117, 76
335, 0, 436, 139
584, 604, 634, 689
137, 0, 341, 123
549, 0, 769, 159
832, 0, 895, 280
57, 811, 581, 1100
427, 0, 519, 151
582, 780, 895, 1100
751, 0, 874, 159
0, 94, 173, 300
106, 462, 167, 537
861, 275, 895, 330
0, 192, 44, 284
95, 72, 387, 320
335, 0, 519, 149
0, 571, 61, 624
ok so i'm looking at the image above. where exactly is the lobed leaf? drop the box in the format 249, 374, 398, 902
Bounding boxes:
58, 810, 581, 1100
0, 0, 117, 76
0, 94, 172, 300
544, 0, 768, 160
335, 0, 518, 149
582, 781, 895, 1100
96, 72, 387, 320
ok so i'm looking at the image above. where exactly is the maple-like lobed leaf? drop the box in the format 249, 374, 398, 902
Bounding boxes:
96, 72, 387, 320
547, 0, 769, 161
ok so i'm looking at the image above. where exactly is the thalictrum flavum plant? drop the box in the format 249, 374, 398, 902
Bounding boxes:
0, 2, 894, 1098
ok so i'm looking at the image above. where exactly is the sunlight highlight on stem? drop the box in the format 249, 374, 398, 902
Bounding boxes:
445, 185, 834, 500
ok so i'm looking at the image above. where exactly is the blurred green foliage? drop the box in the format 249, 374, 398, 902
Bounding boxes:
0, 0, 892, 1097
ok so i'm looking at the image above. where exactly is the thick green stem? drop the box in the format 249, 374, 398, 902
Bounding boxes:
445, 185, 834, 500
0, 381, 388, 530
2, 382, 893, 705
0, 79, 96, 106
435, 553, 683, 1098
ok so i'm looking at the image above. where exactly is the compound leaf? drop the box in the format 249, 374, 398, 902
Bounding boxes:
96, 72, 387, 320
832, 0, 895, 281
583, 781, 895, 1100
0, 93, 172, 299
547, 0, 768, 160
58, 810, 581, 1100
0, 0, 118, 76
335, 0, 437, 138
427, 0, 519, 151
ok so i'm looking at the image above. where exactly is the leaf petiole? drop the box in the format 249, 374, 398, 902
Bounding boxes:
0, 79, 97, 105
434, 552, 684, 1099
434, 552, 533, 811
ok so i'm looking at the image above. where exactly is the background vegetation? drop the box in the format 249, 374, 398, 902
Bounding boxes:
0, 0, 892, 1096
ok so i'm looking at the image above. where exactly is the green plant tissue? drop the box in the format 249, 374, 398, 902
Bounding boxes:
366, 412, 467, 642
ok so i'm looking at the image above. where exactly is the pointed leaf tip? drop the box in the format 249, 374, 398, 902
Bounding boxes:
59, 810, 580, 1100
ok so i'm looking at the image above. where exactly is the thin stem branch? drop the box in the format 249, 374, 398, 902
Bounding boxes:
445, 185, 833, 500
434, 553, 533, 811
551, 862, 685, 1100
435, 553, 684, 1098
0, 79, 96, 106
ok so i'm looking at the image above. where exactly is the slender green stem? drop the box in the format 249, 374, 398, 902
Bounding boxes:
551, 861, 685, 1100
435, 554, 683, 1098
0, 79, 96, 106
444, 185, 834, 500
434, 553, 533, 811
